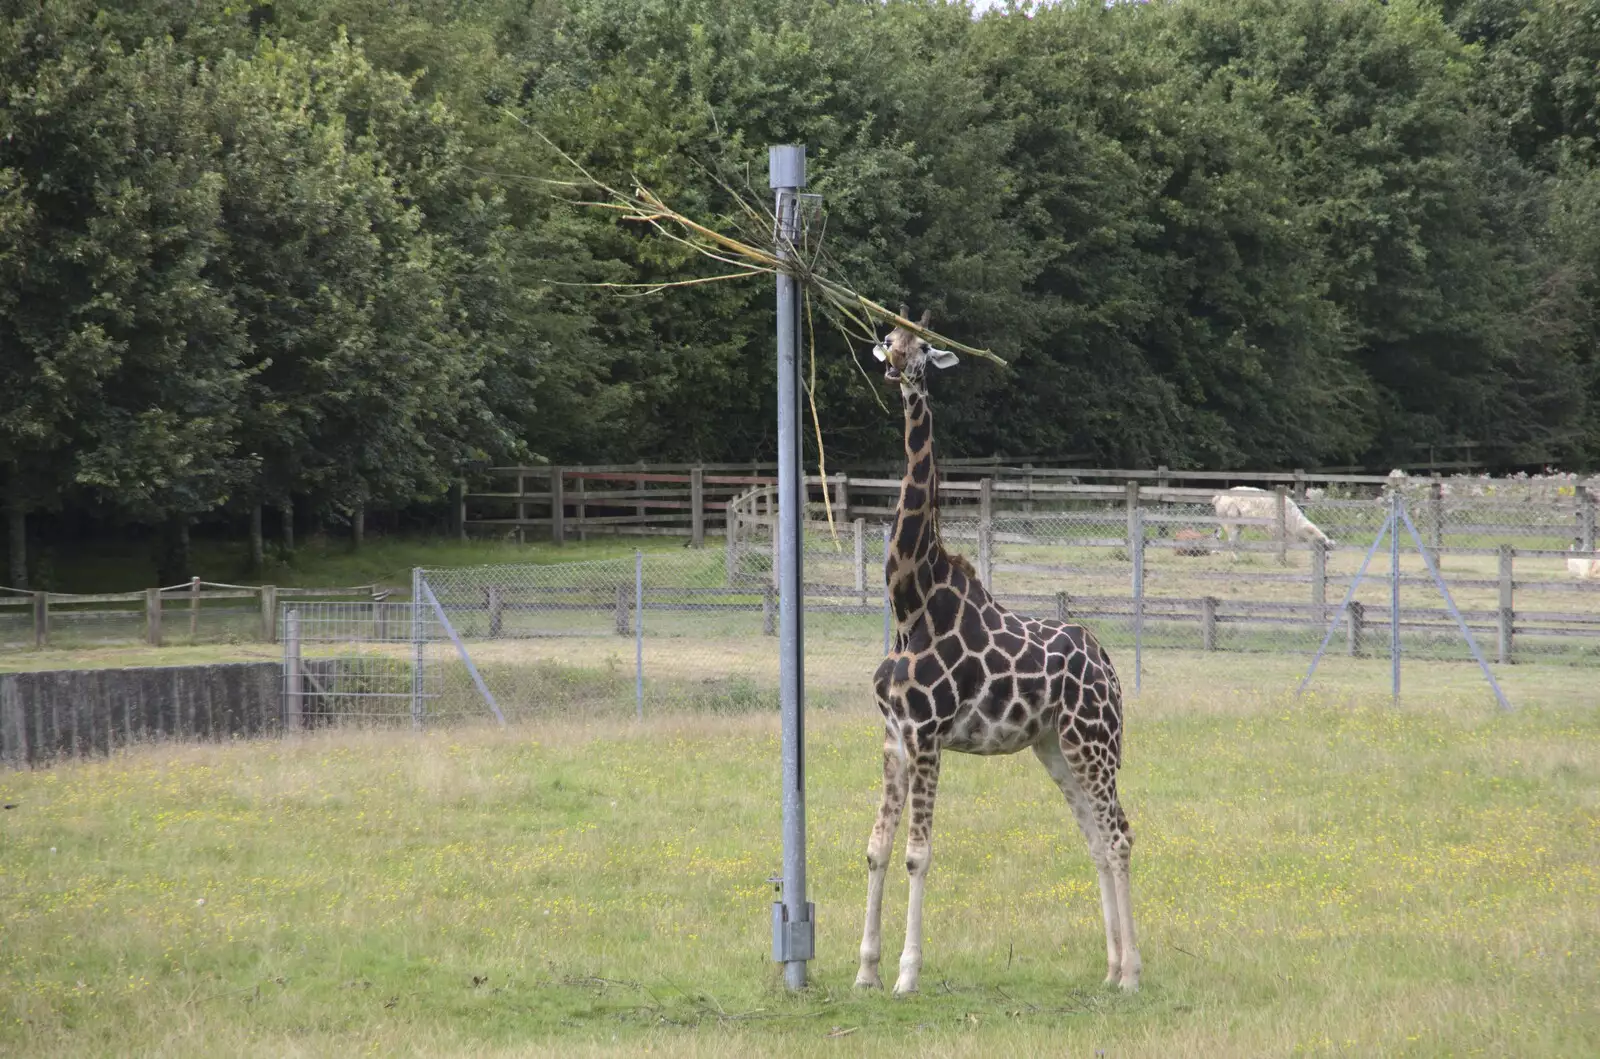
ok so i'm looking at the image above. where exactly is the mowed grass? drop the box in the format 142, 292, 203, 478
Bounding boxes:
1, 657, 1597, 1057
29, 533, 686, 594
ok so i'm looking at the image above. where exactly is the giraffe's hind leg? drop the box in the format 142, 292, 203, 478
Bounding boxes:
894, 745, 941, 996
1032, 739, 1140, 991
855, 718, 909, 989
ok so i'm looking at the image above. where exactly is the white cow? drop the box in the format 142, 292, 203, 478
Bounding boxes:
1211, 487, 1335, 557
1570, 539, 1600, 580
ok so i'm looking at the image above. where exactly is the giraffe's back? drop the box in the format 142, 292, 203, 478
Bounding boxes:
885, 577, 1124, 760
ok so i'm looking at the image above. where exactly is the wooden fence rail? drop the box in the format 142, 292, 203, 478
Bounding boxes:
0, 581, 393, 650
466, 466, 1600, 555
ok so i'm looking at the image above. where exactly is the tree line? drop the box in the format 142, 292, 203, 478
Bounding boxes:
2, 0, 1598, 585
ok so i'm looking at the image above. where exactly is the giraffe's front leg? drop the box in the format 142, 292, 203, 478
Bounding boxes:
856, 726, 908, 989
894, 748, 942, 996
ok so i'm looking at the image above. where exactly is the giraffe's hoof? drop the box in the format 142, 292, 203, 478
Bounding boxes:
1118, 974, 1141, 993
892, 977, 919, 997
853, 973, 883, 990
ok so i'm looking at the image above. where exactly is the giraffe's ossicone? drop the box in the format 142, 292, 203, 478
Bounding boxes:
856, 307, 1141, 995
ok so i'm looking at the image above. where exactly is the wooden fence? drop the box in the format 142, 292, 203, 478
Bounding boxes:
470, 463, 1597, 558
0, 579, 393, 650
464, 462, 1422, 544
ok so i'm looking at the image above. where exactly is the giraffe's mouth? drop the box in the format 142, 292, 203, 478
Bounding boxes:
884, 366, 903, 383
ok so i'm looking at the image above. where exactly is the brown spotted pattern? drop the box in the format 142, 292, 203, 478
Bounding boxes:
855, 314, 1142, 995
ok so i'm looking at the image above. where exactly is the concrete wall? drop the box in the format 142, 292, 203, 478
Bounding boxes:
0, 663, 280, 767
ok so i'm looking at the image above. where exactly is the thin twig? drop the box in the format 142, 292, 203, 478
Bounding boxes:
805, 289, 842, 549
995, 985, 1039, 1012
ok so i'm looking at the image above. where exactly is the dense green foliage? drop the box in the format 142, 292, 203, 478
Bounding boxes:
3, 0, 1600, 580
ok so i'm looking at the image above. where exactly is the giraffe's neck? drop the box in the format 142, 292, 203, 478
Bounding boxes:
886, 388, 944, 629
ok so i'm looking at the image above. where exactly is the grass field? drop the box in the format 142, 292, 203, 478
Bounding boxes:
2, 654, 1596, 1057
21, 534, 684, 594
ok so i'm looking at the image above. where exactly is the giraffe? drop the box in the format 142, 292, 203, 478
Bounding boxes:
853, 308, 1141, 995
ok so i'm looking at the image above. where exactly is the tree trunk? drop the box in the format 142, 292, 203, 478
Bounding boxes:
154, 515, 192, 587
280, 498, 295, 554
352, 503, 365, 549
249, 504, 265, 573
5, 470, 25, 591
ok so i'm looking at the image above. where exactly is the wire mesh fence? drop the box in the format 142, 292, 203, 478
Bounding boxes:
414, 548, 892, 723
370, 486, 1597, 724
280, 602, 439, 728
7, 477, 1595, 727
0, 582, 393, 652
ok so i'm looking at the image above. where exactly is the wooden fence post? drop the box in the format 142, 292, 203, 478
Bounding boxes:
284, 608, 303, 732
374, 598, 387, 642
455, 480, 467, 543
487, 585, 503, 639
1055, 591, 1070, 622
690, 466, 705, 548
516, 472, 527, 545
636, 461, 647, 523
1311, 541, 1327, 621
1498, 544, 1514, 665
189, 576, 201, 640
550, 466, 565, 545
1293, 468, 1307, 502
1125, 481, 1140, 554
1023, 463, 1035, 514
1579, 484, 1596, 553
615, 583, 631, 636
32, 591, 47, 649
1201, 596, 1218, 652
853, 517, 866, 605
835, 474, 850, 521
259, 586, 278, 643
576, 473, 588, 543
763, 583, 776, 636
1347, 600, 1364, 657
1275, 485, 1289, 566
978, 478, 994, 587
145, 588, 163, 647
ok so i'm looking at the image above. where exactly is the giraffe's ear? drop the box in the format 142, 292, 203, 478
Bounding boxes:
919, 309, 932, 328
927, 347, 958, 369
898, 302, 911, 320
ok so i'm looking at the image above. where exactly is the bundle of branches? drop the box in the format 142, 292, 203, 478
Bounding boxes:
522, 123, 1004, 541
521, 124, 1004, 369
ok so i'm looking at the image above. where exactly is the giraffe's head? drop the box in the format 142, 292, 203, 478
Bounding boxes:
873, 305, 958, 395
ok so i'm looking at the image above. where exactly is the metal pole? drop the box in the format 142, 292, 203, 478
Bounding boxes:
1398, 508, 1512, 712
883, 523, 892, 655
410, 567, 425, 730
1390, 491, 1402, 704
770, 144, 812, 989
283, 607, 302, 732
1132, 507, 1144, 696
419, 580, 506, 727
635, 550, 644, 720
1298, 507, 1394, 696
